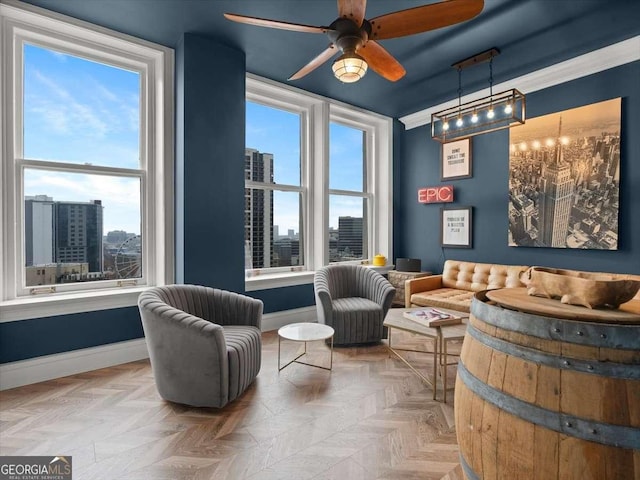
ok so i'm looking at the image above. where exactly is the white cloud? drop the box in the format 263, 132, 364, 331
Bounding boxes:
50, 50, 69, 62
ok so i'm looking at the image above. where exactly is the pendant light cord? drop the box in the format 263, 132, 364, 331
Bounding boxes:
457, 66, 463, 109
489, 55, 493, 98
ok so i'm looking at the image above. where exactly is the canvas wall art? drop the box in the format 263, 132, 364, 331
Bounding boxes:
508, 98, 621, 250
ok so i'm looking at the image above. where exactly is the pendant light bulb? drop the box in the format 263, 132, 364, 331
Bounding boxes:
471, 111, 479, 123
504, 103, 513, 114
456, 116, 463, 127
442, 119, 450, 131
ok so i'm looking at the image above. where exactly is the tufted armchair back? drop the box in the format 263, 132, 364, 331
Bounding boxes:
441, 260, 529, 292
147, 284, 263, 328
316, 264, 392, 302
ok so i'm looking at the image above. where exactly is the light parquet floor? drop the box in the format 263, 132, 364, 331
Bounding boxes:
0, 329, 464, 480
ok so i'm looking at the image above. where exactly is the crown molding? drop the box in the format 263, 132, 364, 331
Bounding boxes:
400, 35, 640, 130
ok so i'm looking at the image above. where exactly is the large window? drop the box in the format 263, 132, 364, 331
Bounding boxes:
0, 2, 173, 319
245, 75, 392, 290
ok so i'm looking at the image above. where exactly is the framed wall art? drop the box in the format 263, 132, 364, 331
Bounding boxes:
441, 138, 472, 180
508, 98, 621, 250
441, 206, 472, 248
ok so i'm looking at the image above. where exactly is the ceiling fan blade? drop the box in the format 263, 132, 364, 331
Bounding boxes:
358, 41, 406, 82
369, 0, 484, 40
224, 13, 328, 34
289, 45, 338, 81
337, 0, 367, 27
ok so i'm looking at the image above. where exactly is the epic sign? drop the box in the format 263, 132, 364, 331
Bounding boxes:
418, 185, 454, 204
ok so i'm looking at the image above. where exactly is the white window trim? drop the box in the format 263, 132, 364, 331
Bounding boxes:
0, 0, 174, 322
245, 74, 392, 291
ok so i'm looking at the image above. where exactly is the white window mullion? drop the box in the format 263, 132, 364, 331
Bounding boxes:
311, 101, 329, 269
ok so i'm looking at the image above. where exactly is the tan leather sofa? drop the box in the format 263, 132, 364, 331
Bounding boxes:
405, 260, 529, 312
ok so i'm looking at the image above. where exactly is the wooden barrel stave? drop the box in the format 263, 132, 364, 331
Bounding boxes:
455, 292, 640, 480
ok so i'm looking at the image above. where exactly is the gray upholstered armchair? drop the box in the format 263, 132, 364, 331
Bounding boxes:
314, 265, 396, 346
138, 285, 263, 408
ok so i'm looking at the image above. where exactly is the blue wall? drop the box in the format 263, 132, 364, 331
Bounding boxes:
175, 33, 245, 291
397, 61, 640, 275
0, 308, 143, 363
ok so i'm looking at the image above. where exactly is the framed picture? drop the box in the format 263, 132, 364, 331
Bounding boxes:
441, 206, 472, 248
441, 138, 472, 180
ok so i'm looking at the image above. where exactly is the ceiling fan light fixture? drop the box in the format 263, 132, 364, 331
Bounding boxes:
332, 53, 368, 83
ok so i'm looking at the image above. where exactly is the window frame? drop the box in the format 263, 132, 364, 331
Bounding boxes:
245, 74, 392, 291
0, 0, 174, 321
244, 99, 308, 275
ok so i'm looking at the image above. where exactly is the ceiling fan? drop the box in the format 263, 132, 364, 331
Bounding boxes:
225, 0, 484, 84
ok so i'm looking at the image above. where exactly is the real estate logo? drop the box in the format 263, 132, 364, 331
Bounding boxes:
0, 456, 72, 480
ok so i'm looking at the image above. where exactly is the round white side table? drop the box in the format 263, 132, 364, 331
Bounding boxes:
278, 322, 335, 371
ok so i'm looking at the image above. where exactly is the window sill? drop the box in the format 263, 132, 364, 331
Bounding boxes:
0, 287, 149, 323
245, 271, 315, 291
243, 265, 394, 292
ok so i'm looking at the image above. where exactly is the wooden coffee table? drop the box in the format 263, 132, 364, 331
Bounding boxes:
383, 307, 468, 402
278, 323, 335, 371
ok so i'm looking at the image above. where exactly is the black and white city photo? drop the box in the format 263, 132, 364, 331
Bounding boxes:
508, 98, 621, 250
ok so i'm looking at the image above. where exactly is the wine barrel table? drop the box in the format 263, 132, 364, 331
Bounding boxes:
454, 288, 640, 480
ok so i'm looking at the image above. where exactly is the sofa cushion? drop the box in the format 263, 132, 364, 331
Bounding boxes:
410, 288, 475, 313
442, 261, 529, 292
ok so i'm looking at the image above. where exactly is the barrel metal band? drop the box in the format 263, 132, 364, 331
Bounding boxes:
467, 324, 640, 380
459, 453, 480, 480
471, 296, 638, 350
458, 360, 640, 450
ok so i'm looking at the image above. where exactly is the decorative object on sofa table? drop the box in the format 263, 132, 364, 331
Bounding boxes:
520, 266, 640, 309
396, 258, 421, 272
441, 139, 471, 180
372, 254, 387, 266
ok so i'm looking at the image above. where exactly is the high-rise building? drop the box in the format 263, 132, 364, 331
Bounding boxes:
245, 148, 274, 268
25, 196, 104, 272
537, 117, 574, 247
25, 195, 55, 266
338, 216, 364, 258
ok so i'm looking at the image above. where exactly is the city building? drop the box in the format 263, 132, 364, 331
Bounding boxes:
337, 216, 365, 259
244, 148, 274, 268
25, 196, 104, 276
537, 118, 575, 248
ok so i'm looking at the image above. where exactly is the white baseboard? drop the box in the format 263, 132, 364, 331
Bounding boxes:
0, 306, 318, 390
0, 338, 150, 391
261, 306, 317, 332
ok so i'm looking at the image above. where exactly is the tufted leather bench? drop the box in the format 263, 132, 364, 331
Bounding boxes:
405, 260, 529, 313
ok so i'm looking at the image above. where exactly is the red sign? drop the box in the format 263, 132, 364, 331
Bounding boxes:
418, 185, 454, 204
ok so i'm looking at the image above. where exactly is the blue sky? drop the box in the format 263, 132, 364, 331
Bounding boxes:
23, 43, 141, 234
